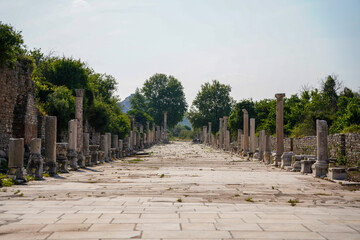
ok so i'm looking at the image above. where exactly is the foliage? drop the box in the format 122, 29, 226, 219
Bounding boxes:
188, 80, 234, 133
127, 109, 154, 129
0, 22, 24, 68
45, 86, 75, 135
130, 88, 148, 113
142, 73, 187, 128
226, 75, 360, 137
30, 47, 129, 137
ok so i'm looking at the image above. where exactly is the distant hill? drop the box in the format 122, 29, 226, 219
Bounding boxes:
178, 117, 192, 129
119, 94, 133, 113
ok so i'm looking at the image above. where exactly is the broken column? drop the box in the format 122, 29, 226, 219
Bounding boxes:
112, 134, 118, 159
45, 116, 58, 175
258, 130, 265, 161
26, 138, 43, 179
75, 89, 85, 169
274, 93, 285, 167
146, 121, 150, 146
56, 143, 69, 173
250, 118, 255, 155
7, 138, 26, 182
203, 126, 207, 144
226, 130, 230, 151
163, 111, 168, 142
312, 120, 330, 177
99, 134, 108, 164
242, 109, 249, 156
118, 139, 123, 158
208, 122, 212, 145
223, 117, 228, 150
106, 132, 111, 162
237, 129, 242, 154
264, 135, 271, 164
83, 133, 90, 166
219, 118, 223, 149
89, 145, 99, 165
67, 119, 78, 170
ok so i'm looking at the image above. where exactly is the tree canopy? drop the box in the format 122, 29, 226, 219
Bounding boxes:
188, 80, 234, 133
141, 73, 187, 128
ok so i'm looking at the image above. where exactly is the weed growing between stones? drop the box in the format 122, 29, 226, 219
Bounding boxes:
245, 197, 254, 202
160, 174, 165, 178
288, 199, 299, 206
177, 198, 182, 202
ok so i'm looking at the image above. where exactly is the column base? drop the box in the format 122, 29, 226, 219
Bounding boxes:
273, 155, 281, 167
7, 167, 27, 183
45, 161, 58, 176
67, 150, 78, 171
77, 152, 85, 168
26, 153, 43, 179
312, 162, 328, 177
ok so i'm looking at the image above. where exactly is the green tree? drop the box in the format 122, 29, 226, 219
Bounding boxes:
142, 73, 187, 128
130, 88, 148, 113
0, 22, 24, 68
228, 99, 256, 137
45, 86, 75, 138
127, 109, 154, 129
188, 80, 233, 133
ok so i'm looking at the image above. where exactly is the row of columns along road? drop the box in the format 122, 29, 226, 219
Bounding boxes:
5, 90, 169, 183
200, 93, 348, 181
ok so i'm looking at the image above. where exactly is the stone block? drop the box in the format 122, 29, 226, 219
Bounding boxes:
328, 167, 347, 180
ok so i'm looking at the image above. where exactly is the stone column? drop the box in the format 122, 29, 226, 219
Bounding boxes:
112, 135, 118, 158
163, 111, 168, 141
153, 125, 156, 142
242, 109, 249, 156
89, 145, 99, 165
274, 93, 285, 167
106, 132, 111, 162
156, 126, 160, 141
75, 89, 84, 168
223, 117, 228, 150
258, 130, 265, 161
45, 116, 57, 175
226, 130, 230, 151
67, 119, 78, 170
56, 143, 69, 172
237, 129, 242, 154
312, 120, 329, 177
264, 135, 271, 163
26, 138, 43, 179
219, 118, 223, 149
203, 126, 207, 144
100, 134, 108, 164
118, 139, 123, 158
83, 133, 90, 166
250, 118, 255, 154
208, 122, 212, 145
146, 121, 150, 145
93, 132, 100, 145
7, 138, 26, 182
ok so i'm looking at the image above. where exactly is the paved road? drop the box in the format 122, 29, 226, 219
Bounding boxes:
0, 142, 359, 239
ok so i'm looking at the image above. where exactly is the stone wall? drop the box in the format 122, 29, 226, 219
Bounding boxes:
0, 64, 39, 151
269, 134, 360, 166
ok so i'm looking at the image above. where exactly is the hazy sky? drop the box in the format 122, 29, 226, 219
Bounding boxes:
1, 0, 359, 105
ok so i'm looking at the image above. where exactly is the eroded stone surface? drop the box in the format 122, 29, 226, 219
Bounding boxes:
0, 142, 359, 239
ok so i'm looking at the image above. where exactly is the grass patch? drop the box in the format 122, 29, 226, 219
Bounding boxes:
14, 190, 20, 194
288, 199, 299, 206
272, 186, 275, 189
245, 197, 254, 202
314, 193, 331, 196
160, 174, 165, 178
1, 178, 15, 187
234, 194, 240, 197
177, 198, 182, 202
127, 158, 144, 163
26, 176, 35, 181
43, 173, 50, 177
